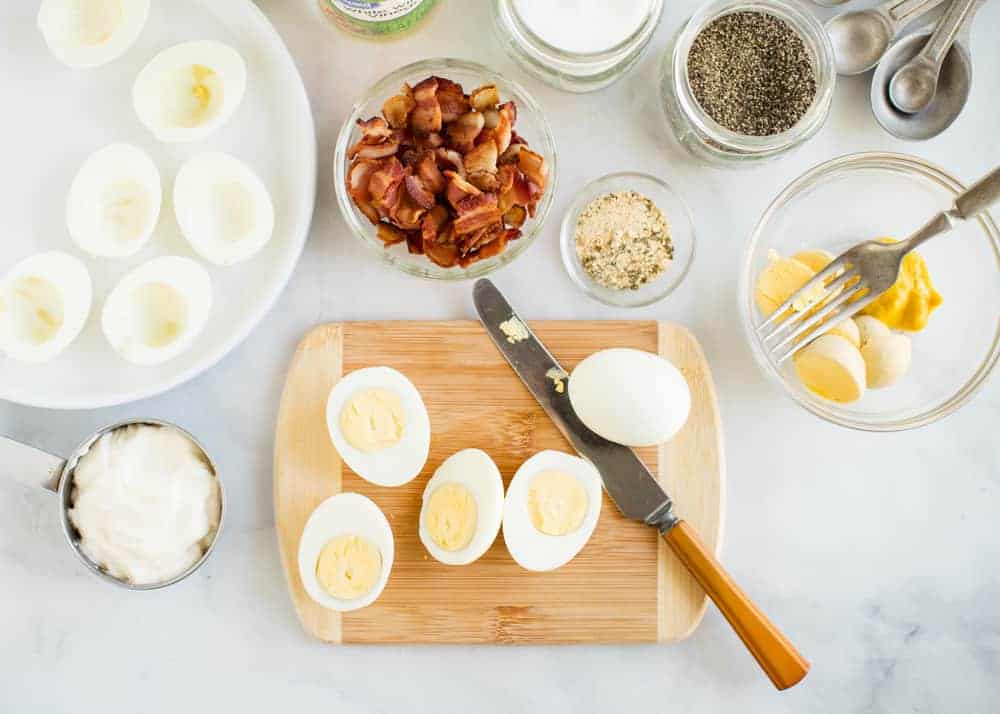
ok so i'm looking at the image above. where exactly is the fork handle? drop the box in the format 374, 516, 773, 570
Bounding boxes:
663, 520, 810, 690
955, 166, 1000, 220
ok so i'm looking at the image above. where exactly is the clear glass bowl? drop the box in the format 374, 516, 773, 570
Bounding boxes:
740, 152, 1000, 431
659, 0, 835, 166
333, 58, 557, 280
560, 172, 695, 307
492, 0, 664, 93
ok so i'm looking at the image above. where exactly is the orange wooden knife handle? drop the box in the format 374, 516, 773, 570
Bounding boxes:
664, 520, 810, 690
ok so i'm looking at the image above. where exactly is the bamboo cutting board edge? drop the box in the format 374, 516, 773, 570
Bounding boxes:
274, 321, 725, 645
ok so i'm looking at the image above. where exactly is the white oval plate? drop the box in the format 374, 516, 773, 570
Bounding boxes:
0, 0, 316, 409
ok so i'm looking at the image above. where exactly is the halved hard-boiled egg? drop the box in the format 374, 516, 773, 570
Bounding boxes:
0, 252, 92, 363
67, 143, 161, 258
502, 450, 603, 572
133, 40, 247, 143
38, 0, 150, 69
101, 255, 212, 365
326, 367, 431, 488
298, 493, 394, 612
173, 152, 274, 266
419, 449, 504, 566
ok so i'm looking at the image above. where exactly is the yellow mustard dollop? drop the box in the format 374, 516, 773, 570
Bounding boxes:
424, 483, 477, 551
339, 388, 405, 453
316, 534, 382, 600
862, 242, 942, 331
527, 471, 588, 536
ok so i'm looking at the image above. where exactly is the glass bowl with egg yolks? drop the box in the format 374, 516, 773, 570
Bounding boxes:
739, 152, 1000, 431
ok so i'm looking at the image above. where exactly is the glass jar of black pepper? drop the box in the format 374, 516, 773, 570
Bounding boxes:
659, 0, 835, 165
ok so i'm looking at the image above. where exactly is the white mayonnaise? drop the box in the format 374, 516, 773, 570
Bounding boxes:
69, 424, 221, 585
512, 0, 652, 54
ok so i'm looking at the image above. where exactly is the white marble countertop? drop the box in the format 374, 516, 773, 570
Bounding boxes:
2, 1, 998, 711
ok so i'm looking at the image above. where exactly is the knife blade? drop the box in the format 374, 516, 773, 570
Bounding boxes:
473, 278, 677, 531
473, 278, 810, 691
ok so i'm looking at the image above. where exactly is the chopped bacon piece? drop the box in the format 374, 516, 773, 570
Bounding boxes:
460, 221, 502, 254
382, 93, 415, 129
469, 84, 500, 112
434, 77, 470, 123
444, 170, 481, 209
493, 102, 515, 154
503, 204, 527, 228
517, 148, 548, 192
447, 111, 485, 153
347, 158, 379, 205
415, 151, 445, 194
416, 132, 444, 150
376, 223, 407, 246
481, 108, 499, 130
424, 237, 459, 267
498, 166, 533, 212
435, 148, 465, 176
421, 204, 449, 244
357, 201, 380, 225
498, 142, 522, 165
468, 171, 499, 192
390, 187, 426, 230
405, 231, 424, 254
405, 174, 437, 210
464, 141, 498, 176
410, 77, 442, 134
472, 231, 509, 261
453, 193, 502, 235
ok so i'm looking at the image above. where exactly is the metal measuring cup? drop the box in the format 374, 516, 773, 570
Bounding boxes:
2, 418, 225, 590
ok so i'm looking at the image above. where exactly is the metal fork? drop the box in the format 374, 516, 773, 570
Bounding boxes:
759, 165, 1000, 364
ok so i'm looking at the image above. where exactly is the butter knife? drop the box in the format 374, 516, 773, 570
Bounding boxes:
473, 279, 809, 690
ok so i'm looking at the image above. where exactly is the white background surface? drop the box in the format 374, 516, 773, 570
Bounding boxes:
2, 0, 998, 711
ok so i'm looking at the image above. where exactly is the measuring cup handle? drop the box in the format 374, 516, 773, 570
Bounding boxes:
0, 435, 66, 493
886, 0, 948, 28
918, 0, 980, 66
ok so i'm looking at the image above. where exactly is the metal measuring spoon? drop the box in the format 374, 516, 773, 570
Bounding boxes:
2, 419, 224, 591
887, 0, 981, 113
826, 0, 948, 76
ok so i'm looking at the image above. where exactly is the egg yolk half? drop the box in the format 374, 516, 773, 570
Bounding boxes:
339, 388, 405, 453
9, 276, 64, 345
528, 471, 587, 536
862, 241, 942, 331
316, 534, 382, 600
424, 483, 477, 551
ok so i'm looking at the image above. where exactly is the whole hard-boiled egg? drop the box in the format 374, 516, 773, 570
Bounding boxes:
419, 449, 504, 566
298, 493, 394, 612
568, 348, 691, 448
101, 255, 212, 365
67, 143, 161, 258
0, 252, 92, 363
133, 40, 247, 143
326, 367, 430, 487
38, 0, 149, 69
173, 152, 274, 266
502, 450, 602, 572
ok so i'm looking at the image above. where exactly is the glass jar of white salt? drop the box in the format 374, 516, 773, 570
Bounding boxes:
492, 0, 664, 92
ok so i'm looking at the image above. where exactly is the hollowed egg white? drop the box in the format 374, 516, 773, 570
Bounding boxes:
174, 152, 274, 266
67, 143, 162, 258
298, 493, 394, 613
0, 251, 92, 363
101, 255, 212, 365
502, 450, 603, 572
133, 40, 247, 143
326, 367, 430, 487
419, 449, 504, 566
38, 0, 150, 69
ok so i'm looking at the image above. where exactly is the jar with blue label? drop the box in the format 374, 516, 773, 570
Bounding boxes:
319, 0, 438, 39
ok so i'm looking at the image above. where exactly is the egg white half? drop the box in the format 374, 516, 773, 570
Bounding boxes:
38, 0, 150, 69
101, 255, 212, 365
298, 492, 394, 613
326, 367, 430, 487
502, 450, 603, 572
133, 40, 247, 143
0, 251, 92, 363
174, 152, 274, 266
419, 449, 504, 566
67, 142, 162, 258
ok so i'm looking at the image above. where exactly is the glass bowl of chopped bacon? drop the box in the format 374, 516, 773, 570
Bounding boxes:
335, 58, 558, 280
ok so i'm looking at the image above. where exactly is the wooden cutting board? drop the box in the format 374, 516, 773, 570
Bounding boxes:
274, 321, 725, 644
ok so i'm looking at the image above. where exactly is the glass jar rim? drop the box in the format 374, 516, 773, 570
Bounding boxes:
502, 0, 664, 61
672, 0, 836, 155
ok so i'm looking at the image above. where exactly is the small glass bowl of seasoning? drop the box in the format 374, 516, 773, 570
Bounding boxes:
560, 172, 695, 308
659, 0, 835, 165
492, 0, 664, 93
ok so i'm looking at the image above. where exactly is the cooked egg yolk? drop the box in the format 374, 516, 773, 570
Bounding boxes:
316, 534, 382, 600
862, 243, 942, 331
339, 389, 405, 453
131, 282, 187, 348
10, 277, 64, 345
424, 483, 477, 551
73, 0, 124, 46
100, 180, 153, 245
166, 64, 221, 129
754, 250, 824, 316
528, 471, 588, 536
